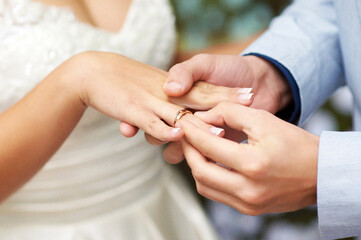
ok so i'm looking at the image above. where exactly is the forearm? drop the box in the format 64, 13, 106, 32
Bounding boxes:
0, 57, 86, 202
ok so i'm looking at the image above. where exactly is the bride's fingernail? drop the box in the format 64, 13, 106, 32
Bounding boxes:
237, 88, 252, 94
238, 92, 254, 101
210, 127, 224, 136
164, 81, 183, 91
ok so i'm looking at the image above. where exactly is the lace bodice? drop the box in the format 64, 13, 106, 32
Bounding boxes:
0, 0, 176, 220
0, 0, 175, 112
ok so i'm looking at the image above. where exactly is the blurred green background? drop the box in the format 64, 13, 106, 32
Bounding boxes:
171, 0, 290, 50
170, 1, 354, 240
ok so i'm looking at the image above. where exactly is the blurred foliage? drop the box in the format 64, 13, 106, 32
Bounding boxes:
323, 100, 352, 131
170, 0, 290, 50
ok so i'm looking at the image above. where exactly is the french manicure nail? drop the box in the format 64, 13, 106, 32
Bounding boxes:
164, 81, 183, 91
238, 92, 254, 101
172, 127, 181, 133
210, 127, 224, 136
237, 88, 252, 94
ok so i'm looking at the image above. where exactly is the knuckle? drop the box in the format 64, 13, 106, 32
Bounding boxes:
244, 151, 269, 179
172, 62, 188, 73
169, 62, 184, 71
242, 207, 263, 216
234, 186, 245, 201
192, 169, 205, 183
242, 190, 259, 205
146, 118, 159, 131
195, 182, 208, 197
242, 188, 267, 207
192, 53, 210, 62
169, 63, 191, 79
246, 160, 267, 179
199, 142, 213, 157
145, 118, 168, 142
215, 102, 232, 112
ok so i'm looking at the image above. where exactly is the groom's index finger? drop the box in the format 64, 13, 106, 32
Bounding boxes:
196, 102, 263, 135
179, 119, 252, 171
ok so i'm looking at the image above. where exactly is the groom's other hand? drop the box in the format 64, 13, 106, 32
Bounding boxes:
179, 102, 318, 215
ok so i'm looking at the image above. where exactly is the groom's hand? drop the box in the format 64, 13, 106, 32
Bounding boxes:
164, 54, 291, 114
160, 54, 293, 164
180, 102, 318, 214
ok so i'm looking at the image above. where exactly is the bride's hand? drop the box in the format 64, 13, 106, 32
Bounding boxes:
0, 51, 246, 202
71, 51, 248, 142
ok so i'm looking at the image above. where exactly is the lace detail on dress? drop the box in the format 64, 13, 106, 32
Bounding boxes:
0, 0, 176, 112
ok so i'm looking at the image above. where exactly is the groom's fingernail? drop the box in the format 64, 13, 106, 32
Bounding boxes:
164, 81, 183, 91
210, 127, 224, 136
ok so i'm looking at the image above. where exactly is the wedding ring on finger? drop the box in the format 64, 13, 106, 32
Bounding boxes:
174, 109, 193, 125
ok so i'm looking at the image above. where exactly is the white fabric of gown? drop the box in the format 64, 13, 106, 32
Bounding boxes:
0, 0, 219, 239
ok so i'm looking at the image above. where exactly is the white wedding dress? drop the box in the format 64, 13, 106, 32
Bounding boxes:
0, 0, 219, 239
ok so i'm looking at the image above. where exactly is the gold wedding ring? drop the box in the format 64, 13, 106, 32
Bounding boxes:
174, 109, 193, 125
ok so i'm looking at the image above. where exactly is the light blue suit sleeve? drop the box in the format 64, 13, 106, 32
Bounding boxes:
318, 131, 361, 239
243, 0, 345, 126
242, 1, 361, 239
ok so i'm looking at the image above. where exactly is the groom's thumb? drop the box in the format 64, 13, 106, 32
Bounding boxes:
164, 54, 216, 97
163, 63, 195, 97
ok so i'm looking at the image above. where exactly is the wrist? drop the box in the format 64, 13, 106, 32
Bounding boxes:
51, 53, 90, 111
62, 52, 99, 108
243, 55, 293, 113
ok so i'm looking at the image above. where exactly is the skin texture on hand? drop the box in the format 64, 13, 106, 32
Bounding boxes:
179, 102, 319, 215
